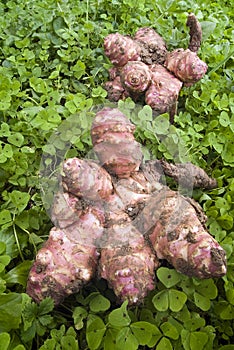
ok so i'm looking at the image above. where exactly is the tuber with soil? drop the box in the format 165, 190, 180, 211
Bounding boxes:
103, 13, 207, 121
27, 107, 226, 306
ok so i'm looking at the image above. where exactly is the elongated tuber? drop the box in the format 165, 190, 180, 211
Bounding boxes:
186, 12, 203, 53
62, 158, 113, 201
145, 190, 226, 278
91, 107, 142, 178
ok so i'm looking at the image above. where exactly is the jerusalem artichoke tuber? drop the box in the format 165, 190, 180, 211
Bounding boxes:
186, 13, 203, 53
104, 76, 129, 102
120, 61, 152, 95
26, 224, 101, 305
99, 224, 158, 304
104, 33, 141, 67
62, 158, 113, 201
145, 190, 227, 278
134, 27, 168, 65
28, 106, 227, 307
103, 14, 208, 118
145, 64, 183, 118
165, 48, 208, 85
91, 107, 143, 178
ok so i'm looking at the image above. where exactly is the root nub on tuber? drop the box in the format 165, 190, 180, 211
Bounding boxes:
27, 107, 226, 306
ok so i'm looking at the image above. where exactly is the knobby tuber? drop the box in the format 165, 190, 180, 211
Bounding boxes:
91, 107, 143, 178
134, 189, 226, 279
145, 64, 183, 121
134, 27, 168, 65
104, 32, 141, 67
165, 48, 208, 85
120, 61, 152, 94
103, 14, 207, 120
27, 206, 104, 305
27, 107, 226, 306
62, 158, 113, 201
100, 225, 158, 304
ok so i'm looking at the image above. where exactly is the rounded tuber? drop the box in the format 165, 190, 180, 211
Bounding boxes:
134, 27, 168, 65
104, 32, 141, 67
120, 61, 152, 95
145, 64, 183, 116
165, 48, 208, 85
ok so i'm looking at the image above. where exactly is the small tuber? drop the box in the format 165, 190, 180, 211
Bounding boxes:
91, 107, 142, 178
165, 48, 208, 85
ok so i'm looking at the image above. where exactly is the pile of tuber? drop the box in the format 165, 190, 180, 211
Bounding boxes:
103, 13, 207, 121
27, 107, 227, 306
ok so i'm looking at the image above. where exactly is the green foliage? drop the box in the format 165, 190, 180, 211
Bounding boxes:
0, 0, 233, 348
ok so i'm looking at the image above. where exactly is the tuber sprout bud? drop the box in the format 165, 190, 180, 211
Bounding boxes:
120, 61, 152, 94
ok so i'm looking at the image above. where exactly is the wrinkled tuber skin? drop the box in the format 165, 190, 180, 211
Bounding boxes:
26, 226, 100, 305
99, 224, 158, 304
158, 159, 218, 189
120, 61, 152, 95
134, 27, 168, 65
128, 182, 226, 279
91, 107, 143, 178
145, 64, 183, 120
104, 33, 141, 67
62, 158, 113, 201
165, 48, 208, 85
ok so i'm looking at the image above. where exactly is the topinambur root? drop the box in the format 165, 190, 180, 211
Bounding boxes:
27, 107, 226, 306
91, 107, 143, 178
104, 33, 141, 67
145, 64, 183, 119
103, 14, 207, 119
99, 224, 158, 304
165, 48, 208, 85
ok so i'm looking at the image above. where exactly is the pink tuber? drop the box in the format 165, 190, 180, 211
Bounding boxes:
145, 64, 183, 120
165, 48, 208, 85
91, 107, 142, 178
27, 107, 226, 306
103, 14, 208, 120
